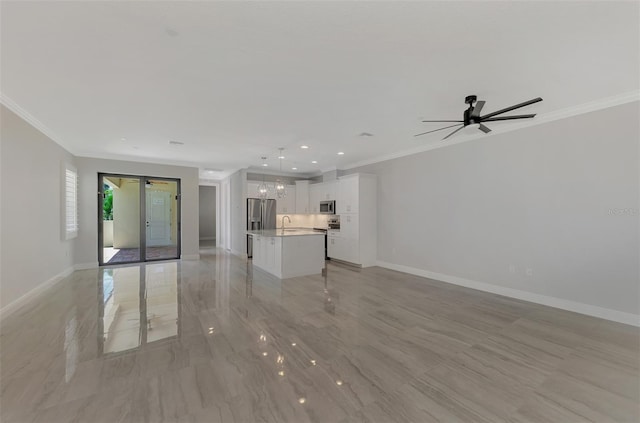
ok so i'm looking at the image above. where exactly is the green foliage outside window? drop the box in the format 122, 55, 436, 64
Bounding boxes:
103, 185, 113, 220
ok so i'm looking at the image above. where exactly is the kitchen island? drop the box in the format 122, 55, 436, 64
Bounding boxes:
247, 229, 325, 279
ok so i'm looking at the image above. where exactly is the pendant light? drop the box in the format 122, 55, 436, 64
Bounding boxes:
257, 157, 269, 200
274, 148, 286, 199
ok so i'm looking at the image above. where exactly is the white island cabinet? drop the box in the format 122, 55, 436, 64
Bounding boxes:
248, 229, 325, 279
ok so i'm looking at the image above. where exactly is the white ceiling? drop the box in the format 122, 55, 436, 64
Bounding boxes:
1, 1, 638, 179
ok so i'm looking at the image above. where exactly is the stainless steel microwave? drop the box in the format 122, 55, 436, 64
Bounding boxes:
320, 200, 335, 214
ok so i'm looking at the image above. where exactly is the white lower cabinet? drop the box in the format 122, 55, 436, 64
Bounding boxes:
254, 235, 281, 276
252, 233, 325, 278
328, 235, 342, 260
328, 233, 360, 265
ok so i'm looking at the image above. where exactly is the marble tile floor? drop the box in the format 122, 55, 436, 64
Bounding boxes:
1, 249, 638, 423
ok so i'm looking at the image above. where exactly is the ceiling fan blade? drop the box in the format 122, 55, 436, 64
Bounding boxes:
442, 125, 466, 140
421, 120, 463, 123
414, 123, 463, 137
478, 123, 491, 133
470, 100, 485, 118
481, 114, 536, 122
480, 97, 543, 120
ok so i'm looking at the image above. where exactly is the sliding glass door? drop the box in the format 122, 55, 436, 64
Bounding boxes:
98, 174, 181, 266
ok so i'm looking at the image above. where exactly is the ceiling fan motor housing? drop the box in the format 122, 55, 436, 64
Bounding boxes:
464, 95, 477, 125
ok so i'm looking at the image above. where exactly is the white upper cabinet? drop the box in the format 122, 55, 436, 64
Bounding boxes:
337, 175, 359, 214
323, 181, 337, 201
276, 185, 296, 214
295, 180, 310, 214
309, 183, 322, 213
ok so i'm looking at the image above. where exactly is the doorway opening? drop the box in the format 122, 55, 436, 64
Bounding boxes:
198, 185, 217, 249
98, 174, 181, 265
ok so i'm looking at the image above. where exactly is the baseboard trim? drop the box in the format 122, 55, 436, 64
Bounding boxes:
74, 262, 98, 270
375, 260, 640, 327
181, 254, 200, 260
0, 266, 75, 320
199, 237, 216, 241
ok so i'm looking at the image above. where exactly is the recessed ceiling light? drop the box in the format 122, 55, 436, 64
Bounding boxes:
291, 167, 297, 170
311, 160, 317, 164
262, 163, 268, 167
300, 145, 309, 149
278, 155, 285, 159
120, 137, 127, 141
337, 152, 345, 155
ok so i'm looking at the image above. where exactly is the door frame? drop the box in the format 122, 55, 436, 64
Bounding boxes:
98, 173, 181, 266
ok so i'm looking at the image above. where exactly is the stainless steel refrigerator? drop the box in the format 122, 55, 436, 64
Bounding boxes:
247, 198, 276, 258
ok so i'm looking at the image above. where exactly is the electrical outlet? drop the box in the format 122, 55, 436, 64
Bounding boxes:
508, 264, 516, 274
525, 268, 533, 277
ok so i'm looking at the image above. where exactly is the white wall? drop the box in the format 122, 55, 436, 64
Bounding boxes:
349, 102, 639, 319
0, 105, 76, 308
75, 158, 200, 265
198, 186, 216, 241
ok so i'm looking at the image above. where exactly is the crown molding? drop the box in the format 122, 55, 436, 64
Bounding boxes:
340, 90, 640, 171
0, 92, 73, 153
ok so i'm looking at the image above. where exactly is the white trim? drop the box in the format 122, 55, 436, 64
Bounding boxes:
0, 266, 74, 320
375, 260, 640, 327
74, 262, 99, 270
0, 93, 68, 151
181, 254, 200, 260
342, 91, 640, 171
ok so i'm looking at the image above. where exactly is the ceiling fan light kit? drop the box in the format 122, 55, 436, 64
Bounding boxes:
416, 94, 543, 140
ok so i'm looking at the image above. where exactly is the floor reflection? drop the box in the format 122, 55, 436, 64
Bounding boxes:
323, 266, 338, 315
98, 262, 180, 355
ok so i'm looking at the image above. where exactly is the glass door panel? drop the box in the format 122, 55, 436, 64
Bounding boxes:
100, 175, 141, 265
145, 179, 180, 261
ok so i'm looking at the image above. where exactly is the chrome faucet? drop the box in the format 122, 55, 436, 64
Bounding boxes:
281, 215, 291, 232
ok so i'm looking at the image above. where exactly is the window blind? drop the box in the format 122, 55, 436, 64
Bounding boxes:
65, 167, 78, 239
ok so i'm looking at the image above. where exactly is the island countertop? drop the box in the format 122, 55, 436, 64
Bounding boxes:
247, 229, 325, 237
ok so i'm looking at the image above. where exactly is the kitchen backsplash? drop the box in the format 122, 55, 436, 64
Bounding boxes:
275, 214, 329, 228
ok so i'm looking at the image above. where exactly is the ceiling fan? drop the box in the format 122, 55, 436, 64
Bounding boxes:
415, 95, 543, 140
